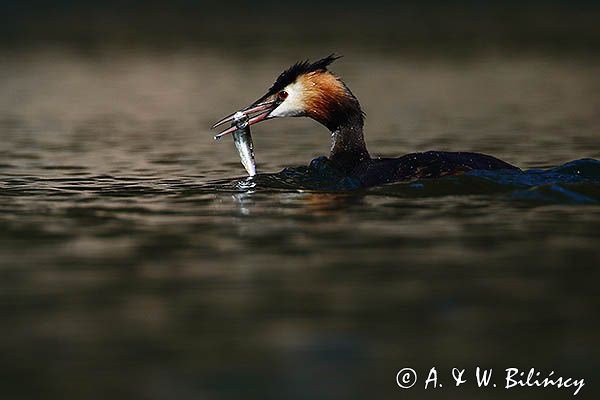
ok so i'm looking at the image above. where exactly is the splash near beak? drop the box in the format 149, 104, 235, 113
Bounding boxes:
211, 99, 278, 140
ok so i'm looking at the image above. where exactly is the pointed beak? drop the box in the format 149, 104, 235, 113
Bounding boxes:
211, 98, 278, 140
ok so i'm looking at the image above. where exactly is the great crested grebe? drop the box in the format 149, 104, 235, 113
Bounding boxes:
212, 55, 519, 187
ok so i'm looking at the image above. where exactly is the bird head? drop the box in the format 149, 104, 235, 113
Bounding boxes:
212, 55, 363, 138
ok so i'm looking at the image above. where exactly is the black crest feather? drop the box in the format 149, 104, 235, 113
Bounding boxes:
265, 54, 341, 97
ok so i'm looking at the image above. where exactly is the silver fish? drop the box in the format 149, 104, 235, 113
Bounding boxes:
231, 111, 256, 176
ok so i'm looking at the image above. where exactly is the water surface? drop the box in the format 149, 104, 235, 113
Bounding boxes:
1, 50, 599, 399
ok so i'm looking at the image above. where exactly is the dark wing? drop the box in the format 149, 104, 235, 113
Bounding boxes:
353, 151, 520, 187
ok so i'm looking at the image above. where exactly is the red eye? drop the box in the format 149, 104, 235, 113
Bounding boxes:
278, 90, 288, 100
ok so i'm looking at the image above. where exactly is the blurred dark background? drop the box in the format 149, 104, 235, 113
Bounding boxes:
2, 0, 600, 53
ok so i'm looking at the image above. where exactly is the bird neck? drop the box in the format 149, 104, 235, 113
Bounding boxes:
302, 72, 370, 170
329, 116, 370, 170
